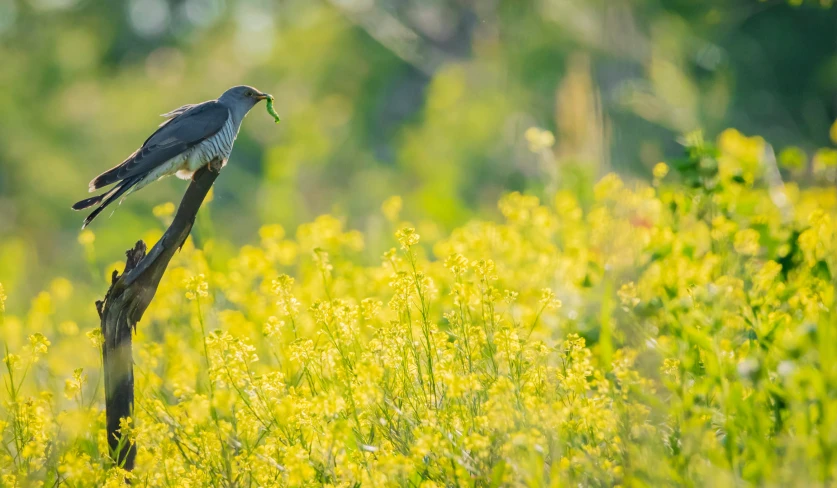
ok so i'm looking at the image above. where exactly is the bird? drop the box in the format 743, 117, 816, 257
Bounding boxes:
72, 85, 272, 228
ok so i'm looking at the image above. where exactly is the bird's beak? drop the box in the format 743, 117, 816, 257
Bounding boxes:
255, 93, 271, 101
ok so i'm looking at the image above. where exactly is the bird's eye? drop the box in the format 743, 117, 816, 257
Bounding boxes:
245, 91, 252, 97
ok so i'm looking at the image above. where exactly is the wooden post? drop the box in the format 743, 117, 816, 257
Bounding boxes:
96, 164, 219, 471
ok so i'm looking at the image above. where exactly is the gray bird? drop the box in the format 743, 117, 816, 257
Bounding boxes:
73, 85, 272, 228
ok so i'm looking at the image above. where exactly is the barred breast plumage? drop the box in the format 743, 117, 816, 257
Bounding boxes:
129, 109, 239, 193
177, 111, 238, 178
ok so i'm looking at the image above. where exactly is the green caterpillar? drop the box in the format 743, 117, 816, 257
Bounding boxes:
265, 95, 280, 124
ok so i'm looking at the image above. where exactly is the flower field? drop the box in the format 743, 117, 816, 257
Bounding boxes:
2, 130, 837, 486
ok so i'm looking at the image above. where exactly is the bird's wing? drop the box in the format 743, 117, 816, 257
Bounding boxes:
89, 101, 230, 191
159, 104, 197, 126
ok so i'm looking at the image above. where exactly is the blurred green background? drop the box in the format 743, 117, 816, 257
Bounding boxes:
0, 0, 835, 305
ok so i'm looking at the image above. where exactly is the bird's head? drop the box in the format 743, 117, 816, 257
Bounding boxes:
218, 85, 270, 112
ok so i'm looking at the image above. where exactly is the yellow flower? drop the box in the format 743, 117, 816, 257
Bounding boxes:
6, 148, 837, 485
813, 148, 837, 171
77, 229, 95, 246
653, 162, 669, 180
779, 146, 807, 170
444, 253, 469, 276
183, 273, 209, 300
499, 192, 541, 223
395, 227, 420, 249
754, 261, 782, 290
539, 288, 562, 310
472, 259, 497, 283
661, 358, 680, 382
49, 278, 73, 300
360, 298, 382, 320
263, 316, 284, 337
29, 333, 51, 358
283, 444, 315, 486
593, 173, 624, 202
503, 289, 518, 304
3, 353, 21, 370
381, 195, 403, 222
271, 274, 300, 317
524, 126, 555, 152
86, 328, 104, 348
59, 321, 79, 336
152, 201, 175, 218
733, 229, 761, 256
64, 368, 86, 400
259, 223, 286, 242
312, 248, 334, 273
617, 282, 640, 309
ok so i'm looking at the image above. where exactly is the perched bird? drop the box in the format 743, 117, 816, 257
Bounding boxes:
73, 85, 272, 228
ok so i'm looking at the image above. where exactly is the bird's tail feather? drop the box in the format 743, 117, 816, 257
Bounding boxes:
72, 193, 107, 211
88, 149, 139, 192
90, 168, 121, 192
79, 177, 140, 228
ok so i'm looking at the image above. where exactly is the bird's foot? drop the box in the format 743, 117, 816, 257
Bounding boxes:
208, 158, 224, 173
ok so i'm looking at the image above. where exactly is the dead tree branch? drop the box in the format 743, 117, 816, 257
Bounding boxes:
97, 163, 219, 472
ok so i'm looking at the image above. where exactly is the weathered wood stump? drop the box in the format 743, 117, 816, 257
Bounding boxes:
96, 164, 219, 471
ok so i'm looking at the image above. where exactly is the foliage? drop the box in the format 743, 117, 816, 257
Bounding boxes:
1, 129, 836, 486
